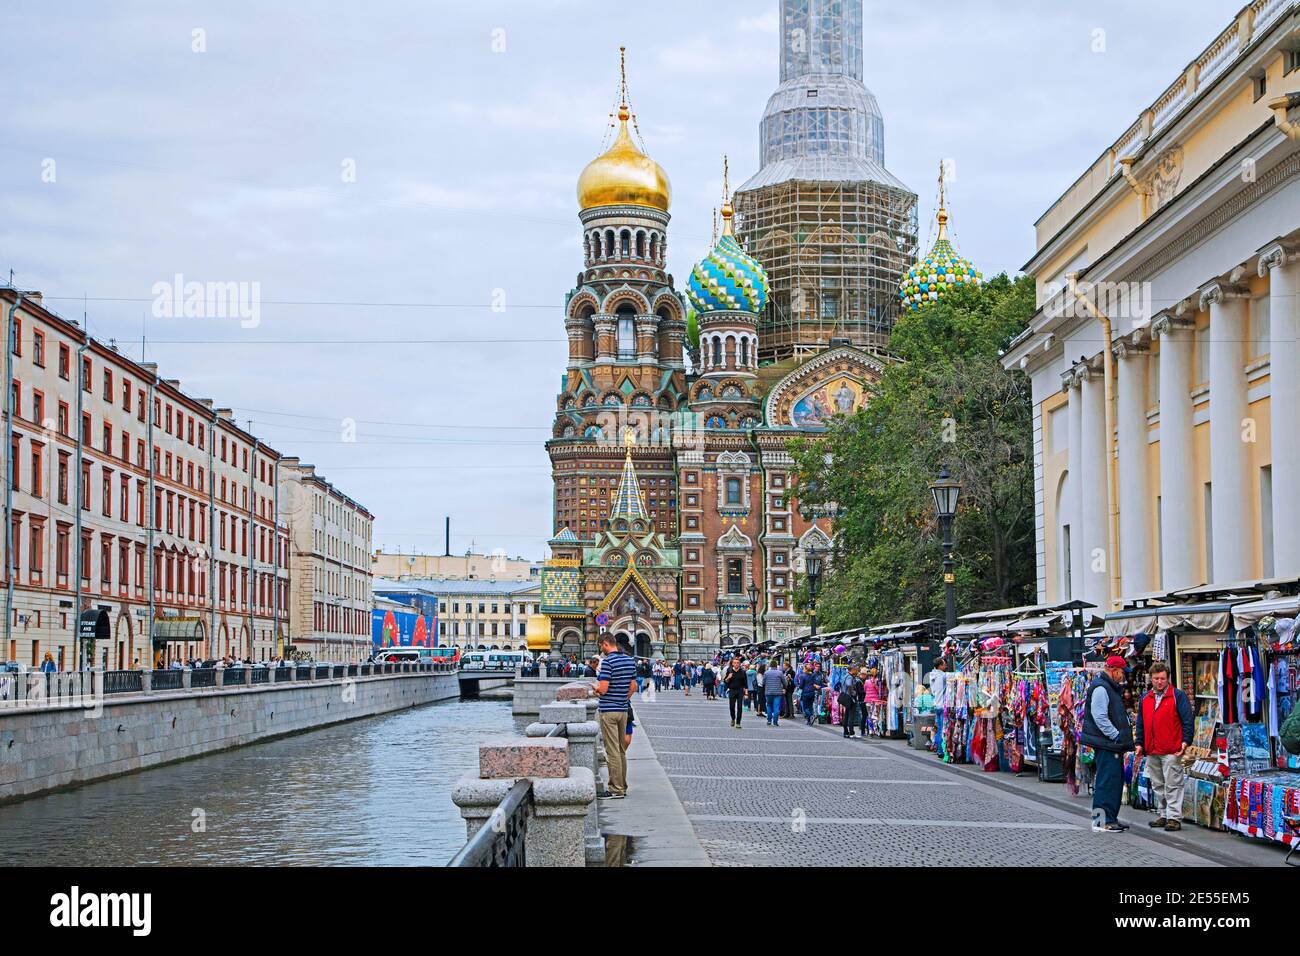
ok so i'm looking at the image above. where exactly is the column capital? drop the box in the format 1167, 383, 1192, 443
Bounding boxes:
1114, 338, 1150, 361
1256, 239, 1300, 277
1151, 312, 1195, 338
1197, 281, 1250, 311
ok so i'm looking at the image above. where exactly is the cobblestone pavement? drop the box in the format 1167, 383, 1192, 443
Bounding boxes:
632, 688, 1287, 867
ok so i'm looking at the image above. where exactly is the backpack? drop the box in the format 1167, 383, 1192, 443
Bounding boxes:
1282, 699, 1300, 756
838, 679, 857, 709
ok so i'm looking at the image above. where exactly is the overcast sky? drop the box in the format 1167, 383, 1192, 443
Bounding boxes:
0, 0, 1238, 561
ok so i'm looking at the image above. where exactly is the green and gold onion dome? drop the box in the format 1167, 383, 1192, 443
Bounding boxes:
686, 203, 769, 315
899, 206, 981, 312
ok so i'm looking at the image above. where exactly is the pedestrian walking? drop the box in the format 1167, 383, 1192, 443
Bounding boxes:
763, 661, 785, 726
723, 657, 748, 728
839, 668, 861, 738
782, 661, 795, 719
755, 663, 768, 716
796, 664, 817, 724
745, 663, 758, 711
1134, 661, 1193, 832
1080, 654, 1134, 831
592, 633, 637, 799
702, 662, 716, 700
859, 666, 881, 737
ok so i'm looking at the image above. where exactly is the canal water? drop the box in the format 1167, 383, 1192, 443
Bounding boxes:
0, 697, 521, 866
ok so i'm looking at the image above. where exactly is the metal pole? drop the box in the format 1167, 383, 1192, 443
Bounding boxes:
3, 292, 22, 666
74, 339, 87, 668
941, 514, 956, 631
146, 374, 155, 668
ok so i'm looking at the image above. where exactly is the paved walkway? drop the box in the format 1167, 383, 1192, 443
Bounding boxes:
618, 688, 1288, 867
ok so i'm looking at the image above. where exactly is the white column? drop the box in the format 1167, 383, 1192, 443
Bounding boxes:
1066, 371, 1085, 602
1079, 365, 1109, 609
1154, 313, 1199, 590
1116, 340, 1153, 597
1201, 282, 1252, 583
1260, 244, 1300, 577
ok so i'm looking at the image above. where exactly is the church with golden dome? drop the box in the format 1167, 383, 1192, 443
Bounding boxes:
540, 49, 900, 659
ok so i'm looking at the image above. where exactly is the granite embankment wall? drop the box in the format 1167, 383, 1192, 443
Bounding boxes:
0, 670, 459, 803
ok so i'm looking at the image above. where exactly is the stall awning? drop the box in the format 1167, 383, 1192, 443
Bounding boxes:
1232, 596, 1300, 628
1008, 615, 1059, 632
152, 617, 204, 645
1103, 600, 1245, 638
946, 622, 983, 636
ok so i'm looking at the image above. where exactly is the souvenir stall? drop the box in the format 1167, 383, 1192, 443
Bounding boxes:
1220, 593, 1300, 858
1102, 591, 1265, 833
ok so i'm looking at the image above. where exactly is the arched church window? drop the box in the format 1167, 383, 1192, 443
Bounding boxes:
636, 231, 646, 258
620, 230, 631, 257
617, 310, 636, 360
605, 229, 616, 258
711, 336, 722, 368
649, 234, 658, 262
739, 338, 748, 367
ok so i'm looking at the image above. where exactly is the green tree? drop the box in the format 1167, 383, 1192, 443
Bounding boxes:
789, 274, 1037, 631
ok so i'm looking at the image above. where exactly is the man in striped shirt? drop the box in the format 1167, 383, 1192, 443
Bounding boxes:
593, 633, 637, 798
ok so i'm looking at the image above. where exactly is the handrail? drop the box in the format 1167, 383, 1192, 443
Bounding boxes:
446, 778, 533, 867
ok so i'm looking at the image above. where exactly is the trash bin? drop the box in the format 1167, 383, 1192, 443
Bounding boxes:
911, 714, 935, 750
1038, 731, 1066, 782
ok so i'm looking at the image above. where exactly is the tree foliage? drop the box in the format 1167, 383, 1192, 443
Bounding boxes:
789, 274, 1038, 631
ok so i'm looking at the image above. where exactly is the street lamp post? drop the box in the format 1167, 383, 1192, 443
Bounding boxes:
805, 545, 824, 638
929, 466, 962, 632
627, 594, 642, 658
746, 583, 760, 647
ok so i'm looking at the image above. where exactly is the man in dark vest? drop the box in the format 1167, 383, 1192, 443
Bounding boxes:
1080, 655, 1134, 832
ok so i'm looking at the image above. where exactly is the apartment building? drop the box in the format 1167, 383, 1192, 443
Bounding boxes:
0, 288, 290, 669
279, 460, 374, 662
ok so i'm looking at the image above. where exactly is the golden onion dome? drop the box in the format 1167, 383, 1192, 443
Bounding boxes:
577, 105, 671, 213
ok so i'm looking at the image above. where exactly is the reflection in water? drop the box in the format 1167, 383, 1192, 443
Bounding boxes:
0, 698, 520, 866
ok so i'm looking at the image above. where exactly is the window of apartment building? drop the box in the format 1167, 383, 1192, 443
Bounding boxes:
55, 526, 69, 579
57, 401, 67, 436
100, 538, 111, 588
120, 476, 129, 521
9, 381, 19, 419
9, 316, 19, 356
58, 343, 69, 379
29, 521, 43, 582
478, 602, 485, 614
122, 379, 131, 410
197, 423, 204, 450
119, 542, 129, 591
101, 471, 112, 518
79, 461, 90, 510
102, 423, 111, 454
81, 356, 91, 392
80, 412, 89, 444
102, 368, 112, 401
165, 404, 172, 435
57, 452, 68, 504
31, 390, 43, 429
29, 443, 42, 498
119, 431, 128, 462
32, 330, 43, 367
78, 532, 90, 585
136, 389, 144, 422
136, 481, 145, 527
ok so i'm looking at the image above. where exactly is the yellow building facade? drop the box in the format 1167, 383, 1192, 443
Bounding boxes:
1003, 0, 1300, 610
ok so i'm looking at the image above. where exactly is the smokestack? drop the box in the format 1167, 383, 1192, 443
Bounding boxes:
445, 516, 450, 557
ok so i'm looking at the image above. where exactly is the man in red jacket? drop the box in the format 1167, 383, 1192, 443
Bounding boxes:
1134, 661, 1194, 832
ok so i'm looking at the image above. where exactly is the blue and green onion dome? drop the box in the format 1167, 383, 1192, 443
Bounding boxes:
687, 208, 769, 315
899, 209, 980, 312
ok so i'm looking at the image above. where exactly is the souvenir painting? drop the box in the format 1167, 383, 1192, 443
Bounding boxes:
1195, 779, 1215, 827
1195, 659, 1217, 698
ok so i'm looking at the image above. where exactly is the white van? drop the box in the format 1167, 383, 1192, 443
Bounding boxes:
485, 650, 530, 671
